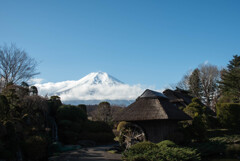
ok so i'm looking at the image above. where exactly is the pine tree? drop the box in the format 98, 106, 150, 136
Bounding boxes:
189, 68, 202, 99
219, 55, 240, 102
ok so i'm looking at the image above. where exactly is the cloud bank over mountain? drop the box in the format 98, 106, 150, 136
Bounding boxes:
34, 72, 152, 105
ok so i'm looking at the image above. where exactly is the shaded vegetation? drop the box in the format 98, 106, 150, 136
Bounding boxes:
123, 141, 201, 161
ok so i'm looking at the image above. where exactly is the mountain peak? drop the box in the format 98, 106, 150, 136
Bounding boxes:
82, 72, 124, 85
35, 71, 144, 105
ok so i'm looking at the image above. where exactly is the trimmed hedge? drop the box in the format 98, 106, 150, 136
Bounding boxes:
216, 103, 240, 130
57, 105, 87, 122
57, 105, 114, 144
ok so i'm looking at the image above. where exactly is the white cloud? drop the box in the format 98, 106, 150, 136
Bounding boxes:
204, 60, 209, 65
28, 78, 44, 85
34, 72, 166, 104
36, 81, 146, 101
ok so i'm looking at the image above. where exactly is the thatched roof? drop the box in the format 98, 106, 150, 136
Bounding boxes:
115, 89, 192, 121
163, 88, 193, 108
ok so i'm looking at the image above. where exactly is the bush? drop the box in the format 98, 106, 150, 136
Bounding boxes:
216, 103, 240, 130
123, 141, 201, 161
79, 132, 115, 144
57, 105, 87, 122
124, 141, 158, 154
58, 120, 73, 130
182, 98, 208, 141
190, 141, 226, 158
57, 105, 115, 145
84, 120, 113, 133
59, 131, 80, 144
157, 140, 176, 147
23, 135, 48, 161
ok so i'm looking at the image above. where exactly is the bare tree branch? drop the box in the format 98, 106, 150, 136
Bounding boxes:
0, 43, 39, 87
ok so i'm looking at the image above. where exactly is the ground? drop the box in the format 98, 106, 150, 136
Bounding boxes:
49, 145, 122, 161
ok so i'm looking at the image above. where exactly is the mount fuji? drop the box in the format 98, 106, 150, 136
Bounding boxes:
34, 72, 145, 105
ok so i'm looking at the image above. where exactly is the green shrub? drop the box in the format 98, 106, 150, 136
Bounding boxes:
57, 105, 87, 122
182, 98, 208, 141
209, 135, 240, 144
57, 105, 114, 145
216, 103, 240, 130
84, 120, 113, 133
190, 141, 226, 158
123, 141, 201, 161
23, 135, 48, 161
124, 141, 157, 154
48, 96, 62, 117
157, 140, 176, 147
58, 120, 73, 130
123, 141, 158, 160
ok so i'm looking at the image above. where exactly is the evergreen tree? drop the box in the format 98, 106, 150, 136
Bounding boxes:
189, 68, 201, 99
219, 55, 240, 102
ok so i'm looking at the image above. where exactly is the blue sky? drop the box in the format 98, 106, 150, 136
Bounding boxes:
0, 0, 240, 89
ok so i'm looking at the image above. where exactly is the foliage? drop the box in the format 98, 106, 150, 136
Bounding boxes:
81, 120, 114, 144
123, 141, 201, 161
189, 68, 202, 99
124, 141, 158, 154
57, 105, 87, 122
56, 105, 114, 144
94, 101, 113, 126
157, 140, 176, 147
117, 121, 128, 132
59, 131, 80, 144
84, 120, 113, 133
209, 135, 240, 144
0, 121, 19, 160
216, 103, 240, 130
0, 85, 51, 161
219, 55, 240, 103
0, 95, 10, 120
22, 135, 48, 161
190, 141, 226, 158
56, 105, 87, 144
48, 96, 62, 117
177, 63, 220, 111
183, 98, 208, 141
77, 104, 87, 113
190, 129, 240, 159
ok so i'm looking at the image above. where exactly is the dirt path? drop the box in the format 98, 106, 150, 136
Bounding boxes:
49, 145, 122, 161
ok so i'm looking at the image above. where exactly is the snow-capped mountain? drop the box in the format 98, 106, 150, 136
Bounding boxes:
35, 72, 145, 105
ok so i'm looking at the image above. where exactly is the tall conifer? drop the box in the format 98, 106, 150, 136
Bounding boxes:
219, 55, 240, 102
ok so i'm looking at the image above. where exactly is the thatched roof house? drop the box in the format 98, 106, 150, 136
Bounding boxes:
115, 89, 191, 143
163, 88, 193, 109
116, 89, 191, 121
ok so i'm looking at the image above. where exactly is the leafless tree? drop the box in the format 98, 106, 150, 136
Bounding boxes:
199, 63, 220, 111
0, 43, 39, 87
176, 72, 191, 90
